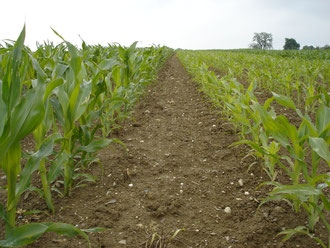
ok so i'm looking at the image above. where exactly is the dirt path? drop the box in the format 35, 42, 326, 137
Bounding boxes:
27, 55, 323, 248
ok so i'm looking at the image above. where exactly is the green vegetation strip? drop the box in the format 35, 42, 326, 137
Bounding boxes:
177, 49, 330, 247
0, 26, 173, 247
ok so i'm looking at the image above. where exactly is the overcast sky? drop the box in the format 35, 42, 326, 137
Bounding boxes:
1, 0, 329, 50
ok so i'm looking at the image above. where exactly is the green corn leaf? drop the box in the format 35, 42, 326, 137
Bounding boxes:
247, 80, 257, 92
44, 77, 64, 102
98, 58, 118, 71
73, 173, 97, 183
22, 210, 43, 216
300, 117, 318, 138
2, 139, 21, 182
104, 96, 129, 105
77, 138, 116, 153
278, 226, 327, 248
128, 41, 138, 56
111, 66, 121, 88
42, 99, 54, 137
319, 123, 329, 142
50, 27, 65, 40
309, 137, 330, 162
44, 223, 89, 239
278, 226, 308, 241
316, 105, 330, 134
320, 195, 330, 211
258, 194, 292, 210
71, 80, 92, 122
0, 222, 101, 247
0, 81, 45, 161
86, 109, 103, 125
253, 102, 290, 147
51, 28, 82, 80
11, 83, 45, 141
232, 139, 266, 155
28, 54, 47, 81
67, 82, 81, 126
310, 174, 330, 186
263, 96, 274, 110
297, 120, 309, 140
0, 203, 9, 225
47, 152, 69, 183
271, 184, 322, 197
4, 26, 25, 112
51, 63, 69, 79
50, 97, 65, 127
69, 56, 82, 80
0, 223, 48, 247
272, 92, 296, 110
57, 86, 72, 133
8, 134, 61, 211
0, 80, 7, 137
65, 41, 83, 81
276, 115, 299, 144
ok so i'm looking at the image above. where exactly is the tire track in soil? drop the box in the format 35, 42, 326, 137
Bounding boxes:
28, 55, 323, 248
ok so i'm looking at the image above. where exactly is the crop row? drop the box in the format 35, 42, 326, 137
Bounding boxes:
177, 50, 330, 247
0, 26, 173, 246
185, 50, 329, 113
217, 48, 330, 60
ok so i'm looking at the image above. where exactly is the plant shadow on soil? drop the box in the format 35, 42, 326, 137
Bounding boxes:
0, 55, 328, 248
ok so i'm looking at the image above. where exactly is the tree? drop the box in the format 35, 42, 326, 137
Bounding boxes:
283, 38, 300, 50
302, 45, 315, 50
322, 44, 330, 50
249, 32, 273, 49
249, 43, 262, 49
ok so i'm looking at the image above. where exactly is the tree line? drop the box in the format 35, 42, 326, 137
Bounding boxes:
249, 32, 330, 50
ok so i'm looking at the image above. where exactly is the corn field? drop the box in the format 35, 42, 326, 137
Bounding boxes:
0, 26, 329, 247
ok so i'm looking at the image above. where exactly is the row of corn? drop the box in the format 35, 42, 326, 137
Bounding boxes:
0, 26, 173, 247
186, 50, 329, 113
177, 50, 329, 247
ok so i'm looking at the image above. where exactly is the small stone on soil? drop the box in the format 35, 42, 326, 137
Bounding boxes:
105, 199, 117, 205
224, 207, 231, 214
118, 240, 127, 245
238, 179, 243, 187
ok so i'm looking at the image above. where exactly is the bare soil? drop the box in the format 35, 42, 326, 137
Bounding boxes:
1, 55, 328, 247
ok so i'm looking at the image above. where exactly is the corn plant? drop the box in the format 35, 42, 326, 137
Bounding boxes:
32, 79, 64, 213
47, 30, 103, 195
254, 94, 330, 246
0, 26, 102, 247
